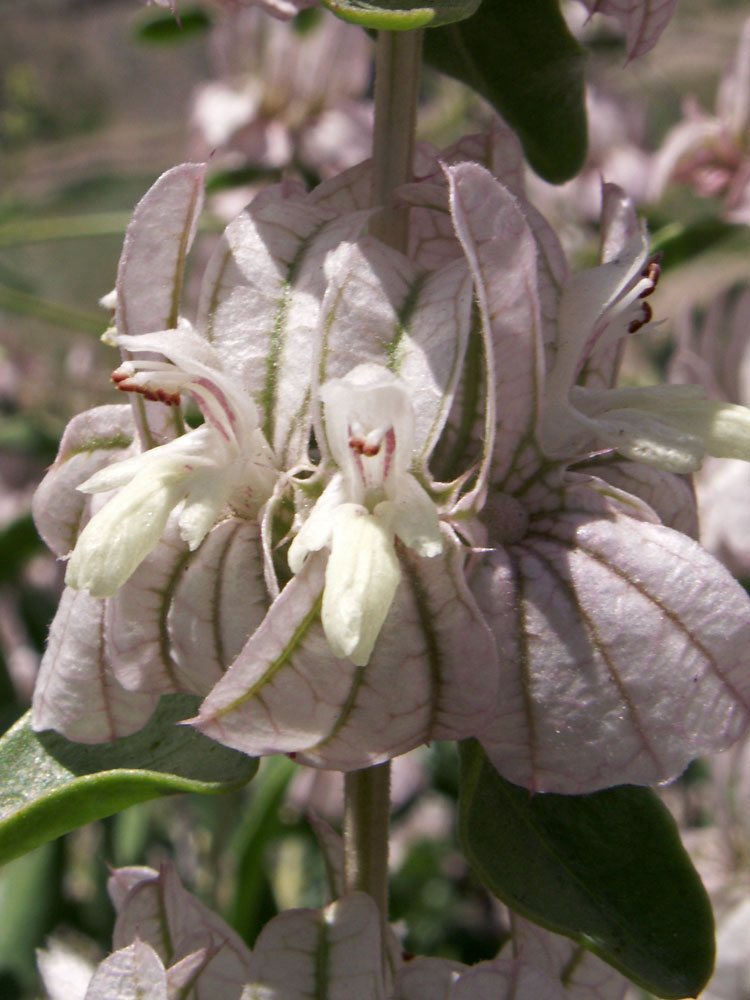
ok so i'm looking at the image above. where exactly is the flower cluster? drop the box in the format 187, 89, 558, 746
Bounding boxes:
651, 18, 750, 224
31, 128, 750, 795
38, 862, 631, 999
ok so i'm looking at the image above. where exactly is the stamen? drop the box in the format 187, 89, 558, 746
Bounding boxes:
111, 370, 181, 406
638, 256, 661, 298
349, 423, 387, 457
628, 301, 653, 334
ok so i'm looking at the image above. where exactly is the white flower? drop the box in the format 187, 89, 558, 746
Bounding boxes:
288, 364, 443, 666
540, 186, 750, 473
65, 321, 276, 598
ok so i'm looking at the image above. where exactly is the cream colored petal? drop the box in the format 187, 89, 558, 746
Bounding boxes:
65, 466, 190, 598
322, 505, 401, 666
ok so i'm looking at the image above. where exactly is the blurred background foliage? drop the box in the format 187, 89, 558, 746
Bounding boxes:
2, 1, 750, 997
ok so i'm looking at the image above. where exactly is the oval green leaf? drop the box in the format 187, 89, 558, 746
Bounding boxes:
458, 740, 714, 998
135, 7, 212, 44
320, 0, 480, 31
423, 0, 588, 183
0, 695, 257, 867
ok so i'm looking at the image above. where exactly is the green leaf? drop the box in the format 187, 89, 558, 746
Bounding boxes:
226, 755, 297, 942
205, 165, 282, 195
0, 514, 45, 588
650, 217, 741, 270
0, 695, 257, 867
458, 741, 714, 998
135, 6, 212, 44
320, 0, 480, 31
0, 842, 59, 989
423, 0, 588, 183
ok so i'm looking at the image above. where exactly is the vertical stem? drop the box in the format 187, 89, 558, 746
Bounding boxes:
342, 20, 423, 960
369, 28, 424, 252
343, 761, 392, 920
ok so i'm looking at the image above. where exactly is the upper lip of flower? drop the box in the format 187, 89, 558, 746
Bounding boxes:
63, 322, 278, 598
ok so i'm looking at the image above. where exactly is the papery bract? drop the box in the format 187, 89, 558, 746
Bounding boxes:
193, 227, 498, 769
394, 917, 629, 999
575, 0, 678, 60
448, 161, 750, 793
31, 159, 370, 741
84, 940, 167, 1000
109, 864, 255, 997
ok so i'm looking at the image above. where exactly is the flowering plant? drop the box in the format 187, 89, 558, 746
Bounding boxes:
3, 1, 750, 998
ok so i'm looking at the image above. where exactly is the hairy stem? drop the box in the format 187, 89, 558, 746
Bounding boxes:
370, 28, 424, 252
343, 762, 392, 922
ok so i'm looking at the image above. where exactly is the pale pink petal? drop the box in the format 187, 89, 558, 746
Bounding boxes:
650, 116, 724, 202
395, 956, 467, 999
576, 0, 678, 59
116, 163, 206, 340
32, 405, 136, 557
112, 865, 254, 998
405, 127, 527, 271
165, 950, 214, 994
243, 893, 385, 1000
296, 540, 497, 770
194, 539, 497, 770
599, 181, 643, 265
109, 866, 161, 910
502, 917, 629, 1000
84, 940, 166, 1000
717, 19, 750, 135
169, 517, 269, 692
574, 458, 699, 538
519, 199, 569, 354
196, 192, 368, 466
452, 960, 566, 1000
696, 457, 750, 577
474, 486, 750, 793
106, 516, 268, 696
192, 553, 338, 756
307, 160, 373, 214
37, 938, 95, 1000
115, 162, 206, 448
448, 163, 545, 495
575, 183, 643, 391
32, 588, 159, 742
316, 240, 472, 468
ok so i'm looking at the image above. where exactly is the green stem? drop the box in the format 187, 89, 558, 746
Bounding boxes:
370, 28, 424, 252
0, 212, 222, 246
343, 761, 392, 922
341, 21, 423, 967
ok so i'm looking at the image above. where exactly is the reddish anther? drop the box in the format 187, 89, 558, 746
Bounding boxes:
111, 370, 180, 406
349, 435, 382, 457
